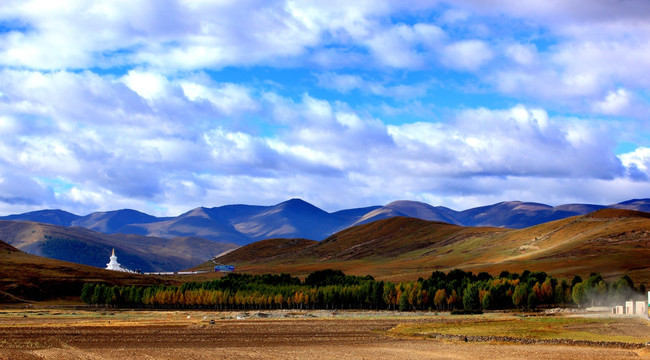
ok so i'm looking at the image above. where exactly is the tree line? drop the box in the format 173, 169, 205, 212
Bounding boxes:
81, 269, 646, 311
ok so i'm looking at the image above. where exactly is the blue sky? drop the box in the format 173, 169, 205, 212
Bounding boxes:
0, 0, 649, 216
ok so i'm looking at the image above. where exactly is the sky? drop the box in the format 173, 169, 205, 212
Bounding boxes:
0, 0, 649, 216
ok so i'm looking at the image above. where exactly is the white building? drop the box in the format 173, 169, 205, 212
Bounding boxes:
625, 301, 634, 314
635, 301, 647, 316
105, 248, 135, 273
613, 292, 650, 317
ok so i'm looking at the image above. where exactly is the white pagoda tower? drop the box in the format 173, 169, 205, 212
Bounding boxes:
106, 248, 123, 271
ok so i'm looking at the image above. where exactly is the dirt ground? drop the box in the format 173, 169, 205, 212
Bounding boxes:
0, 309, 648, 360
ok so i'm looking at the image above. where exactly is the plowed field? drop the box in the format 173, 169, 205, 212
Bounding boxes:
0, 309, 648, 360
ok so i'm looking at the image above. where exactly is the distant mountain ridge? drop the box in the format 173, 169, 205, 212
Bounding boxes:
0, 220, 237, 272
1, 198, 648, 245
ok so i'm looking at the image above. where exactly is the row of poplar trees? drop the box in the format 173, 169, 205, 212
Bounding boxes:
81, 269, 645, 311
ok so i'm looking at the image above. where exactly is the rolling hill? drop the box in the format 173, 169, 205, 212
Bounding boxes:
1, 198, 648, 245
0, 239, 176, 302
200, 209, 650, 284
0, 220, 238, 272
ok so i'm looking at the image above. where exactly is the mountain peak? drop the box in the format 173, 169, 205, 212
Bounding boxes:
279, 198, 311, 206
182, 207, 214, 218
275, 198, 326, 213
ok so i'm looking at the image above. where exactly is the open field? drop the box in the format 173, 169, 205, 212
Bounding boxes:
390, 313, 650, 344
0, 308, 648, 359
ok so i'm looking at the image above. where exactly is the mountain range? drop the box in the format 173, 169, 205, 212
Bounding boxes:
1, 198, 648, 245
2, 207, 649, 302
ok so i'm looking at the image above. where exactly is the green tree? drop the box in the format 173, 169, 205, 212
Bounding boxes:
512, 284, 527, 309
305, 269, 346, 286
463, 284, 480, 311
571, 275, 582, 287
554, 283, 565, 305
81, 283, 95, 304
572, 282, 586, 306
91, 284, 105, 305
527, 291, 539, 310
481, 291, 492, 310
399, 292, 410, 311
370, 281, 385, 309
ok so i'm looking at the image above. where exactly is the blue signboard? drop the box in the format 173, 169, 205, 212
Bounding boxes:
214, 265, 235, 272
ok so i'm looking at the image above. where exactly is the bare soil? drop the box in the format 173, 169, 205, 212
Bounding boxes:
0, 309, 649, 360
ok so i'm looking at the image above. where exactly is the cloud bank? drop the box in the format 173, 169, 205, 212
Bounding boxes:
0, 1, 648, 215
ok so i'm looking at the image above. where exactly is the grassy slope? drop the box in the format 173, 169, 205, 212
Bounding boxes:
199, 210, 650, 284
0, 240, 179, 303
211, 238, 317, 264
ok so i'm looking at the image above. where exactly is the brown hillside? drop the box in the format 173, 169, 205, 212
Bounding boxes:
585, 208, 650, 219
203, 211, 650, 284
299, 217, 503, 260
0, 240, 176, 303
0, 238, 17, 252
213, 238, 317, 264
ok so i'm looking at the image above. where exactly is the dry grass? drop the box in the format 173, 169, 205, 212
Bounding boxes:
390, 313, 650, 344
202, 210, 650, 284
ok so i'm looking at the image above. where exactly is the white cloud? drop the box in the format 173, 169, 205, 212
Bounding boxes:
505, 43, 537, 66
593, 88, 632, 115
619, 146, 650, 180
387, 105, 623, 179
0, 75, 643, 215
364, 23, 444, 68
122, 70, 169, 101
0, 115, 20, 134
180, 81, 259, 116
0, 1, 322, 70
0, 170, 54, 207
442, 40, 493, 71
551, 40, 650, 90
441, 3, 650, 113
315, 72, 429, 98
17, 137, 82, 176
66, 186, 108, 206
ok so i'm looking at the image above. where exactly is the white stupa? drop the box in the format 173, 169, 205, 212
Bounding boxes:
105, 248, 137, 273
106, 248, 122, 271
